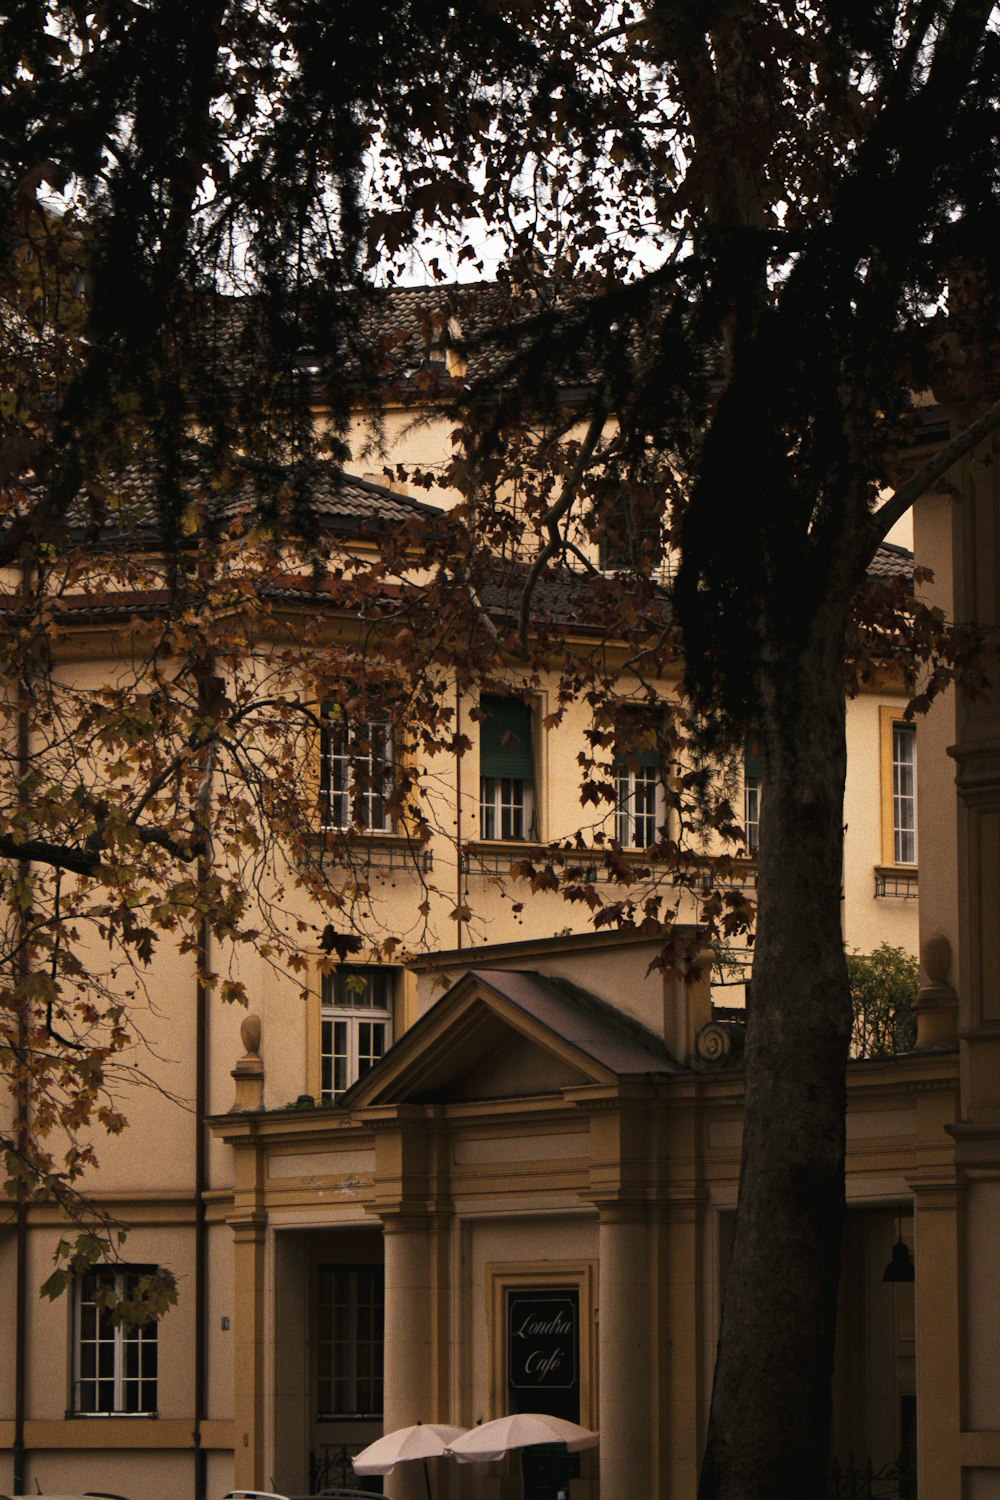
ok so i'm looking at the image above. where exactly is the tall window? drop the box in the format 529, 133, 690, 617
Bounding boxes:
597, 493, 664, 575
320, 967, 393, 1101
316, 1265, 384, 1418
744, 740, 763, 856
73, 1267, 157, 1415
320, 706, 392, 832
479, 696, 535, 840
615, 764, 663, 847
614, 714, 665, 848
892, 723, 917, 865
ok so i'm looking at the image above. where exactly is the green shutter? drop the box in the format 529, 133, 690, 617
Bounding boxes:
745, 737, 764, 781
614, 714, 661, 768
480, 696, 534, 779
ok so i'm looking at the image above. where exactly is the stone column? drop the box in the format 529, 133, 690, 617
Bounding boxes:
598, 1204, 653, 1498
231, 1211, 267, 1492
916, 421, 1000, 1493
381, 1213, 436, 1500
909, 1170, 962, 1500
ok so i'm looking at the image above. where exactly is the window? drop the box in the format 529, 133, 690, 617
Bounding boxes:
320, 966, 394, 1101
316, 1264, 384, 1418
892, 723, 917, 865
615, 761, 662, 847
880, 710, 917, 868
479, 695, 535, 840
612, 712, 666, 848
597, 492, 664, 576
320, 706, 392, 832
73, 1267, 157, 1415
744, 739, 763, 856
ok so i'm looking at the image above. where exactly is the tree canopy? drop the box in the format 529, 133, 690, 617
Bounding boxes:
3, 3, 1000, 1498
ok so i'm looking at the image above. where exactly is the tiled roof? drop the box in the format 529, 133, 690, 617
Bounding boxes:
479, 561, 622, 629
365, 282, 514, 386
867, 540, 914, 580
67, 458, 442, 547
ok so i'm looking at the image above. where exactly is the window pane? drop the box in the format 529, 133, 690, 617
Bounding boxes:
316, 1266, 384, 1418
321, 715, 392, 831
616, 765, 660, 847
321, 973, 394, 1098
480, 776, 526, 840
333, 1020, 349, 1099
76, 1267, 157, 1415
745, 776, 761, 855
893, 725, 917, 865
329, 966, 392, 1010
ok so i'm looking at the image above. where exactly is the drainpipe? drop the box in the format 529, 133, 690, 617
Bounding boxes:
12, 562, 34, 1495
13, 1189, 27, 1495
190, 637, 216, 1500
454, 684, 463, 950
193, 866, 208, 1500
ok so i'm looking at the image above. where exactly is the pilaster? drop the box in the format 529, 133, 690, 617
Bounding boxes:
368, 1111, 452, 1500
230, 1210, 267, 1492
907, 1167, 962, 1500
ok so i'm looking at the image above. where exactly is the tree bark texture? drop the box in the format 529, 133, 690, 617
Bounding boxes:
699, 615, 853, 1500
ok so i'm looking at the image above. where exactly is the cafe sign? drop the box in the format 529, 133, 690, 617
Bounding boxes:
508, 1289, 579, 1392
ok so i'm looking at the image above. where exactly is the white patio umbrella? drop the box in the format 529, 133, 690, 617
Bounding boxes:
446, 1413, 599, 1463
352, 1423, 467, 1500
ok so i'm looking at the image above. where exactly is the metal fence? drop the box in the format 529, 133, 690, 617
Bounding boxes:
828, 1455, 917, 1499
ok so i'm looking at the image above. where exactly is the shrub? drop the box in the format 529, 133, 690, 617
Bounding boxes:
847, 944, 918, 1058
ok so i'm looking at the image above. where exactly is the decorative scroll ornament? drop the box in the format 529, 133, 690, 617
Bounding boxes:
695, 1019, 746, 1067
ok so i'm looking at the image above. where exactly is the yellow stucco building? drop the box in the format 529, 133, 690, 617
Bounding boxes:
0, 318, 937, 1500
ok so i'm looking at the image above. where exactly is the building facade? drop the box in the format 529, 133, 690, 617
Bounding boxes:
0, 381, 926, 1498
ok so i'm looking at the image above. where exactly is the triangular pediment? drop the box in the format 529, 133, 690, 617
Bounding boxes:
342, 967, 679, 1109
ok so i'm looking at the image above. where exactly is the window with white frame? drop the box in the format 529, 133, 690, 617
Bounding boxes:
73, 1267, 158, 1415
613, 713, 665, 848
744, 739, 763, 856
316, 1263, 384, 1418
320, 705, 392, 832
479, 695, 535, 840
320, 966, 394, 1101
597, 492, 664, 576
615, 762, 663, 847
892, 723, 917, 865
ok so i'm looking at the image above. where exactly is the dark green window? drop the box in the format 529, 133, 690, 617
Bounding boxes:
479, 696, 535, 840
744, 739, 763, 854
613, 713, 665, 848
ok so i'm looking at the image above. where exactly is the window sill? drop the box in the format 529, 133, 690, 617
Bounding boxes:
462, 844, 761, 888
316, 1412, 385, 1423
874, 865, 919, 898
307, 829, 433, 872
66, 1410, 159, 1419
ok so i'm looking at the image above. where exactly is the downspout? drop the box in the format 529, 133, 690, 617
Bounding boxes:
189, 633, 217, 1500
13, 561, 34, 1496
193, 865, 208, 1500
455, 683, 463, 950
13, 1187, 27, 1497
189, 597, 217, 1500
191, 644, 214, 1500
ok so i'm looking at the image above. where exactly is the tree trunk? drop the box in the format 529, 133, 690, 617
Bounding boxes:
699, 616, 852, 1500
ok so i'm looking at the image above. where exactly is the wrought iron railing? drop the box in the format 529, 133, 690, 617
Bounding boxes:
874, 868, 919, 899
828, 1454, 917, 1499
309, 1443, 382, 1494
